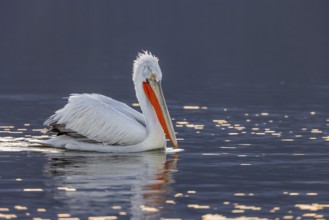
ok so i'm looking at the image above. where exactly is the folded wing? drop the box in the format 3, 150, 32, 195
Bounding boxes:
44, 93, 147, 145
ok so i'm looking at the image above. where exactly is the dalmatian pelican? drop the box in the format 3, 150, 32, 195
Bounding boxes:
43, 51, 178, 152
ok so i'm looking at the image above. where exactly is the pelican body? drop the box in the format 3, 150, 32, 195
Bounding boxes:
43, 52, 178, 152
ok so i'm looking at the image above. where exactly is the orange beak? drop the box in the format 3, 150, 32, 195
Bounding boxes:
143, 79, 178, 148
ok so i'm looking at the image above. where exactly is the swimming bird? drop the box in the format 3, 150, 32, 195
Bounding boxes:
43, 51, 178, 152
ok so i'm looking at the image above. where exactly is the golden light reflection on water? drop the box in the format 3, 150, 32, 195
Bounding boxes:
23, 188, 43, 192
140, 205, 159, 212
174, 193, 183, 197
0, 213, 17, 219
182, 105, 208, 110
14, 206, 28, 211
165, 200, 176, 204
57, 187, 77, 192
187, 204, 210, 209
57, 213, 71, 218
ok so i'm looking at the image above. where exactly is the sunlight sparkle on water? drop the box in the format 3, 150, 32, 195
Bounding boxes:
187, 204, 210, 209
57, 187, 77, 192
23, 188, 43, 192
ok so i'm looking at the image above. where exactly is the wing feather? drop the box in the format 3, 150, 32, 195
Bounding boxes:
44, 94, 147, 145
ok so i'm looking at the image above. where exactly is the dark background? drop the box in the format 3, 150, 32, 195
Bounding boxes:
0, 1, 328, 103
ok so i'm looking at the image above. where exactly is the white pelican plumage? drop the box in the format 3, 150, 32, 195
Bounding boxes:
42, 51, 178, 152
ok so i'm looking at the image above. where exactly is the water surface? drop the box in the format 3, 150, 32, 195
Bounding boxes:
0, 83, 329, 219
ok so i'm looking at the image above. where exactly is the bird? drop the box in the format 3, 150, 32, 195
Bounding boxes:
42, 51, 178, 152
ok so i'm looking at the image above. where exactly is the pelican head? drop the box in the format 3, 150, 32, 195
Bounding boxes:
133, 51, 162, 83
132, 51, 178, 148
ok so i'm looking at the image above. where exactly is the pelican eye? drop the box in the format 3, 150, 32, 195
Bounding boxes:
150, 73, 157, 81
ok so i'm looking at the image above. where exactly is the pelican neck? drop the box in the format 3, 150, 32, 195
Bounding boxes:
134, 81, 162, 133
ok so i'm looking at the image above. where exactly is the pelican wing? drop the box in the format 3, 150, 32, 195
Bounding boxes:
44, 93, 147, 145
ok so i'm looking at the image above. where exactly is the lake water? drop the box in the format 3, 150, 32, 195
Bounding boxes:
0, 81, 328, 220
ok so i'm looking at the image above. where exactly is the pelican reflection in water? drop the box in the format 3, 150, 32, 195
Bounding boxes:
42, 51, 178, 152
44, 151, 178, 219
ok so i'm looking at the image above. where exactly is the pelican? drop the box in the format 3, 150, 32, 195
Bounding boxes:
42, 51, 178, 152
